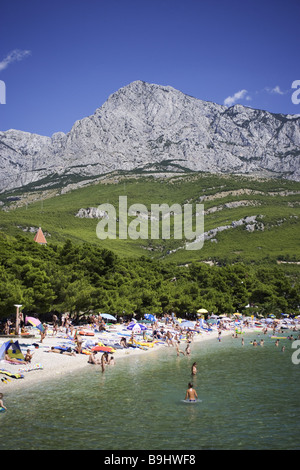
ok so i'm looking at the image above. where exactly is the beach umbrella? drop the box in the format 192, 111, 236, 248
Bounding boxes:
132, 324, 142, 334
127, 322, 147, 333
25, 316, 44, 332
144, 314, 156, 322
197, 308, 208, 314
101, 313, 117, 321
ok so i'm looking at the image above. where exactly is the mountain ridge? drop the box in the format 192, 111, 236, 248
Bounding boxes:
1, 80, 300, 193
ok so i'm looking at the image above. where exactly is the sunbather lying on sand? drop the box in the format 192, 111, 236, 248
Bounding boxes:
49, 347, 76, 356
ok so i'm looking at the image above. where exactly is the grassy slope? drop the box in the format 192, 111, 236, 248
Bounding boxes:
0, 172, 299, 265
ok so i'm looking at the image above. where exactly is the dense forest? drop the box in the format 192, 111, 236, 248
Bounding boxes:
0, 233, 299, 321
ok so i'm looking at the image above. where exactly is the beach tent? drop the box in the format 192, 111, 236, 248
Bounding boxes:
0, 340, 25, 361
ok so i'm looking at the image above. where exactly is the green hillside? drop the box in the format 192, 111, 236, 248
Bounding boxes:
1, 172, 300, 267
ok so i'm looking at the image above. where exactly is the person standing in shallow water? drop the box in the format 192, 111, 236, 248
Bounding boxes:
185, 342, 191, 356
176, 341, 185, 357
191, 362, 197, 376
185, 383, 198, 402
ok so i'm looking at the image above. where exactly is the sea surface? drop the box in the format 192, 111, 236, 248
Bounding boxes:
1, 331, 299, 450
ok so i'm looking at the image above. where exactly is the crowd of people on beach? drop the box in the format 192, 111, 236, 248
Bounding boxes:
1, 310, 300, 410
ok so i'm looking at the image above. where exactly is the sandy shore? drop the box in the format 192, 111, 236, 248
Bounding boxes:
0, 324, 262, 394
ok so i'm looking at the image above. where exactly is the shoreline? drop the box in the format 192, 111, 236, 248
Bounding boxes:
0, 324, 266, 394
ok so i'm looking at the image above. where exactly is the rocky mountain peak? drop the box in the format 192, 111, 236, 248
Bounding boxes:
0, 81, 299, 193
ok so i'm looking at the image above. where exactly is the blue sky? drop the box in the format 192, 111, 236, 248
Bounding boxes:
0, 0, 299, 136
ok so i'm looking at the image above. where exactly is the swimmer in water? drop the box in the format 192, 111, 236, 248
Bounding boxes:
185, 382, 198, 402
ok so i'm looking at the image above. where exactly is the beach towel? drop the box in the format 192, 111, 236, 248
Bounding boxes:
0, 369, 24, 379
18, 363, 44, 373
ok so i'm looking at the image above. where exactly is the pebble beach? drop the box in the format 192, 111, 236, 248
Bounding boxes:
0, 317, 298, 393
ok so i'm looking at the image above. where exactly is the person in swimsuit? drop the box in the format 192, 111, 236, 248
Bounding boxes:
25, 349, 33, 363
88, 352, 101, 364
101, 352, 109, 373
50, 347, 76, 356
109, 355, 115, 365
176, 341, 185, 357
191, 362, 197, 376
185, 382, 198, 402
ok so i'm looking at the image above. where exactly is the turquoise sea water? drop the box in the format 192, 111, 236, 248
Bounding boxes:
0, 332, 299, 450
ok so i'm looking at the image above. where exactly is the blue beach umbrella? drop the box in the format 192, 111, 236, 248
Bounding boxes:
144, 314, 156, 322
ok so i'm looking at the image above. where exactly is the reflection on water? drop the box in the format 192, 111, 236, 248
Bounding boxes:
1, 332, 299, 450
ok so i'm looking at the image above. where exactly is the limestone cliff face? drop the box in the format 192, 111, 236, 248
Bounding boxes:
1, 80, 299, 192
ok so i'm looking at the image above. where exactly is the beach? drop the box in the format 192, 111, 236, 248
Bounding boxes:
0, 318, 298, 393
1, 329, 163, 391
1, 317, 300, 451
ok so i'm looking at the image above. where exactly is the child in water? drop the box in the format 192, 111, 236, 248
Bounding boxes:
185, 382, 198, 402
